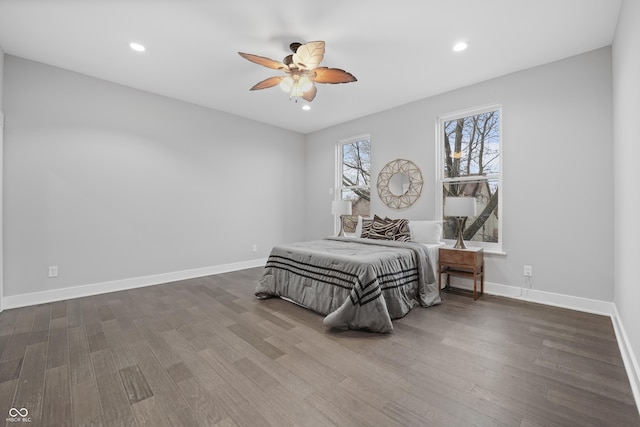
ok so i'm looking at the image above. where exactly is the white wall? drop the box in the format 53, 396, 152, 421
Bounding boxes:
0, 46, 4, 312
613, 0, 640, 401
3, 55, 305, 298
0, 45, 4, 106
305, 47, 614, 303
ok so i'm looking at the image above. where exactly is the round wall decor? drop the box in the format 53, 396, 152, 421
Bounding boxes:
377, 159, 423, 209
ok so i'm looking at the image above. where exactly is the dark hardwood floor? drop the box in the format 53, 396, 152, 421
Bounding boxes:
0, 267, 638, 426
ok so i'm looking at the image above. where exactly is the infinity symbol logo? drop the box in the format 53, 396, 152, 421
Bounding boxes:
8, 408, 28, 417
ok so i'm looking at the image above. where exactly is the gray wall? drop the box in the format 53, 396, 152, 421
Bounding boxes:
1, 46, 4, 311
305, 47, 614, 302
0, 46, 4, 107
3, 55, 305, 297
613, 0, 640, 390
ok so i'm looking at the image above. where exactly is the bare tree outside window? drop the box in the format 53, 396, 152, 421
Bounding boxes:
340, 138, 370, 233
442, 109, 501, 245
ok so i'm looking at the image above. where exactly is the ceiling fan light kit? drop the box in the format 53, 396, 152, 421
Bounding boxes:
238, 41, 357, 103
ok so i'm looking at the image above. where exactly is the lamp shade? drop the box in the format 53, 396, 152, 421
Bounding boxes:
444, 197, 476, 217
331, 200, 352, 216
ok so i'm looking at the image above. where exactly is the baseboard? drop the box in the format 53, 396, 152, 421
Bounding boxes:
448, 279, 615, 316
2, 258, 267, 310
611, 305, 640, 415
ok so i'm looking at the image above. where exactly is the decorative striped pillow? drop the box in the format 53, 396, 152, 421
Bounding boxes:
394, 218, 412, 242
360, 218, 373, 238
368, 215, 411, 241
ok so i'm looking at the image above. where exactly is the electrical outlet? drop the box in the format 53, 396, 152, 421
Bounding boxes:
252, 244, 258, 252
523, 265, 532, 277
48, 266, 59, 278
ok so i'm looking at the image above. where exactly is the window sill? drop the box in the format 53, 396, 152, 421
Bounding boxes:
484, 249, 507, 257
442, 240, 505, 256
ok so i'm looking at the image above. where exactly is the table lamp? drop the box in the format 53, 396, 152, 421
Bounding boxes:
331, 200, 352, 237
444, 197, 477, 249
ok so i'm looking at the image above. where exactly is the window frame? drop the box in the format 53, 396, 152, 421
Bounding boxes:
436, 105, 503, 253
336, 134, 371, 235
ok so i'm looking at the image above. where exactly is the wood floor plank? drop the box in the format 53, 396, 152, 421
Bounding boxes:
94, 371, 137, 427
305, 386, 403, 427
130, 396, 171, 427
132, 318, 181, 367
80, 299, 104, 339
50, 301, 67, 321
0, 332, 32, 361
159, 329, 228, 389
28, 305, 52, 345
232, 356, 332, 426
197, 348, 299, 427
174, 377, 229, 426
165, 361, 193, 384
0, 310, 19, 337
127, 341, 200, 426
0, 357, 23, 384
68, 326, 94, 386
101, 319, 137, 370
64, 300, 83, 329
151, 392, 201, 427
41, 365, 72, 427
0, 378, 19, 424
10, 341, 49, 425
534, 346, 634, 401
118, 364, 153, 404
1, 307, 36, 362
127, 341, 181, 395
90, 349, 118, 378
227, 323, 284, 360
267, 337, 344, 395
46, 327, 68, 370
71, 377, 104, 427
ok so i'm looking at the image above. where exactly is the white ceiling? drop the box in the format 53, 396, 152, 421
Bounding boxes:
0, 0, 622, 134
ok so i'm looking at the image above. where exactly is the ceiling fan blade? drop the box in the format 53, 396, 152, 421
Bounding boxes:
238, 52, 289, 71
250, 76, 283, 91
302, 85, 317, 102
293, 41, 325, 70
311, 67, 357, 84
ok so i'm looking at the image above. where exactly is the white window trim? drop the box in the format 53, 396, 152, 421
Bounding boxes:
435, 105, 503, 253
336, 134, 371, 234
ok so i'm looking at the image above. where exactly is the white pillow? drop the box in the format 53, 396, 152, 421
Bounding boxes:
408, 221, 443, 244
355, 216, 364, 237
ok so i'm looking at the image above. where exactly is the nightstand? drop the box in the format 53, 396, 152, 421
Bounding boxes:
438, 247, 484, 300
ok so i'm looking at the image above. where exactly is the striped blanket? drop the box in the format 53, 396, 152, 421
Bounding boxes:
255, 237, 441, 333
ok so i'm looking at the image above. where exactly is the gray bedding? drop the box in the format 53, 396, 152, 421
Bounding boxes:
255, 237, 441, 332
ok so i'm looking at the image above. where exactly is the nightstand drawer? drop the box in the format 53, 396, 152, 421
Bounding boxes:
439, 247, 483, 267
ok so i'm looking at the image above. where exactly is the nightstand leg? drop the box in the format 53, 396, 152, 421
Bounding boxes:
473, 270, 477, 300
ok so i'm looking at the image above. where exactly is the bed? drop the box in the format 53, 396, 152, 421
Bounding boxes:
255, 235, 442, 333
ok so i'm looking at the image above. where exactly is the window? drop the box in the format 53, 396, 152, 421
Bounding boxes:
437, 106, 502, 251
337, 135, 371, 233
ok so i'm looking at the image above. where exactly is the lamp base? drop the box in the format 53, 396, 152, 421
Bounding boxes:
336, 215, 345, 237
453, 217, 467, 249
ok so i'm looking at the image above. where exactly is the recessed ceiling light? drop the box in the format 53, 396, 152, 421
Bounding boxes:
129, 42, 146, 52
453, 41, 468, 52
302, 105, 311, 111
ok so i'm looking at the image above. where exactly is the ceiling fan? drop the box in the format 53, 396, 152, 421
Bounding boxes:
238, 41, 357, 102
